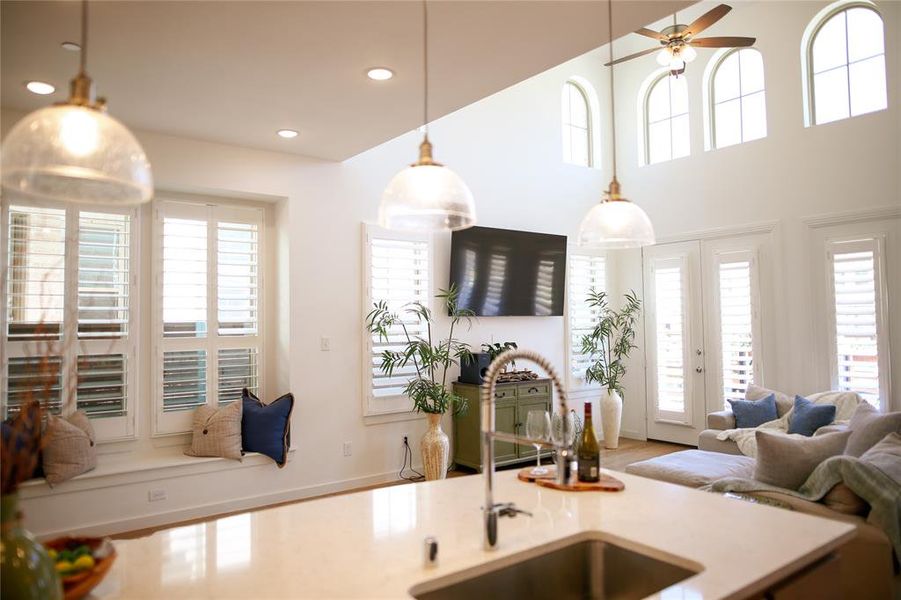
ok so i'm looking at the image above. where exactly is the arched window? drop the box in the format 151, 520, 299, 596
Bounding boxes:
561, 80, 593, 167
709, 48, 767, 149
645, 73, 690, 165
804, 1, 887, 126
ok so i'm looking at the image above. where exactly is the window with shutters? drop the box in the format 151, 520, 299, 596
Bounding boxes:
362, 224, 432, 417
2, 203, 136, 440
154, 201, 262, 435
803, 2, 887, 126
711, 252, 761, 408
643, 72, 690, 165
566, 251, 606, 387
826, 237, 888, 408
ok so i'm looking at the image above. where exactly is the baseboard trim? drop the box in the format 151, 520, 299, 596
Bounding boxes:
32, 469, 408, 540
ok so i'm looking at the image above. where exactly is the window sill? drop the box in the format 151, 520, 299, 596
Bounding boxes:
363, 410, 426, 426
19, 446, 295, 499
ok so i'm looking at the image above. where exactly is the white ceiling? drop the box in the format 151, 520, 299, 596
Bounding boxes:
1, 0, 693, 161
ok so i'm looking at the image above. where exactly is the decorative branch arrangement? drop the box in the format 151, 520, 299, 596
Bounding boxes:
579, 290, 642, 397
366, 284, 475, 415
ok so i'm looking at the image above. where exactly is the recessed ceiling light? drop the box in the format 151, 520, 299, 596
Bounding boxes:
277, 129, 299, 139
61, 41, 81, 51
25, 81, 56, 95
367, 67, 394, 81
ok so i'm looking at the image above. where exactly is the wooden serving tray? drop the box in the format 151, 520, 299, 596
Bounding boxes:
517, 466, 558, 482
536, 474, 624, 492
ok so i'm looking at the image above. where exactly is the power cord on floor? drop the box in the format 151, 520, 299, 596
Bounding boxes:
399, 436, 425, 482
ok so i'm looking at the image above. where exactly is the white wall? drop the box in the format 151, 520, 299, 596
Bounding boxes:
610, 0, 901, 437
2, 42, 611, 536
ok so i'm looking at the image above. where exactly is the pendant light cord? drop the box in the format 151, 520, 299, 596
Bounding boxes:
607, 0, 617, 180
422, 0, 429, 136
80, 0, 88, 74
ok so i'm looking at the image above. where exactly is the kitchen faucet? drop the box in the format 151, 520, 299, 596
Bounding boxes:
480, 348, 574, 550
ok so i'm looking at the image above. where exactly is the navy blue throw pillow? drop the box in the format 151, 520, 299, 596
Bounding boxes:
2, 403, 45, 480
728, 394, 778, 428
241, 388, 294, 467
787, 395, 836, 436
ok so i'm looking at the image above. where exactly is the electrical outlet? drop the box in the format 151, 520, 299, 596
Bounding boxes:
320, 336, 331, 351
343, 441, 352, 457
148, 488, 167, 502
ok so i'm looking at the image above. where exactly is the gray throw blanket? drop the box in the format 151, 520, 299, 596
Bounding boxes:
705, 434, 901, 564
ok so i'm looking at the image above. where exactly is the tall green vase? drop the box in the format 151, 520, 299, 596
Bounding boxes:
1, 493, 63, 600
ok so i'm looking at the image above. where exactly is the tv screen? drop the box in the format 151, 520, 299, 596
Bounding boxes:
449, 226, 567, 316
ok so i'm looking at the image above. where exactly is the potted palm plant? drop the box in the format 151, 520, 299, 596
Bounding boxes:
365, 284, 474, 480
580, 290, 641, 449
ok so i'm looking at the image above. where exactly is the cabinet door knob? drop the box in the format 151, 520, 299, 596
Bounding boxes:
695, 366, 703, 373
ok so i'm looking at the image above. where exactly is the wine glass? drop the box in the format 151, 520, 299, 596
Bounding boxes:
526, 410, 551, 475
551, 410, 575, 448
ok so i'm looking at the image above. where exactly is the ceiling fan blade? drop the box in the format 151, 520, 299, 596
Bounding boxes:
684, 4, 732, 37
689, 36, 756, 48
603, 46, 660, 67
635, 27, 667, 41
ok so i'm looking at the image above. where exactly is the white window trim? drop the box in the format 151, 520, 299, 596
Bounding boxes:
800, 0, 884, 128
0, 197, 139, 442
562, 77, 602, 170
564, 244, 608, 392
152, 199, 264, 436
702, 47, 767, 151
823, 235, 891, 408
360, 223, 434, 420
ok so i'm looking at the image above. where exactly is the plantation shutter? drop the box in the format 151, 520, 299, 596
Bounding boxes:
718, 259, 755, 406
829, 240, 882, 406
567, 253, 606, 382
652, 261, 687, 414
6, 356, 63, 415
155, 201, 263, 433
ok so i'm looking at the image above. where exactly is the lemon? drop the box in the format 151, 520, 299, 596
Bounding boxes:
47, 549, 58, 560
73, 555, 96, 571
55, 560, 73, 573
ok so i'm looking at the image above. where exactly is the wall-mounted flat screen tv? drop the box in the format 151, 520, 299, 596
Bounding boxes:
449, 226, 567, 316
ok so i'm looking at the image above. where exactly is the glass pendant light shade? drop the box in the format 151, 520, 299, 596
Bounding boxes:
2, 104, 153, 205
656, 48, 673, 66
379, 161, 476, 231
578, 199, 656, 249
681, 44, 698, 63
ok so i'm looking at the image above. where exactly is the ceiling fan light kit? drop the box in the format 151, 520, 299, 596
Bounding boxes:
378, 0, 476, 232
578, 0, 655, 250
2, 0, 153, 205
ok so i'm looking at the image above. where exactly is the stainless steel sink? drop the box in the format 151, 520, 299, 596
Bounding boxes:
410, 534, 701, 600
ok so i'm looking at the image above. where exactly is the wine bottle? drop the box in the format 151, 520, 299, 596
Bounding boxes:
578, 401, 600, 483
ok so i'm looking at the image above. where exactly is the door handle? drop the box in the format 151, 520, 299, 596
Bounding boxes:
695, 367, 703, 373
528, 387, 539, 394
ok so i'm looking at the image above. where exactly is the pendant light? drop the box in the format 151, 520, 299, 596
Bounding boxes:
378, 0, 476, 232
1, 0, 153, 205
578, 0, 655, 249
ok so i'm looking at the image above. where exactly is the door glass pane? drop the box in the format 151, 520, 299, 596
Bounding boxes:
719, 261, 754, 407
814, 67, 850, 124
654, 266, 685, 413
849, 55, 887, 117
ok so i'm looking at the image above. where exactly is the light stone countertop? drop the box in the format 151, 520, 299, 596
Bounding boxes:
90, 469, 855, 599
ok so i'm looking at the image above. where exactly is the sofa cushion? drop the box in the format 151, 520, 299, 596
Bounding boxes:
43, 411, 97, 485
746, 384, 793, 417
706, 410, 735, 430
787, 395, 836, 436
728, 394, 777, 428
754, 429, 851, 490
625, 449, 755, 488
185, 401, 243, 460
698, 429, 743, 455
845, 402, 901, 458
241, 388, 294, 467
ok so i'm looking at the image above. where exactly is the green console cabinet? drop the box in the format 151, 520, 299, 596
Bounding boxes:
452, 379, 554, 471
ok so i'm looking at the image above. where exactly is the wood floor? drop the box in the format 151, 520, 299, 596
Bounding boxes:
115, 439, 687, 540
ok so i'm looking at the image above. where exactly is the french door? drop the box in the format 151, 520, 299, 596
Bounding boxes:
644, 234, 770, 445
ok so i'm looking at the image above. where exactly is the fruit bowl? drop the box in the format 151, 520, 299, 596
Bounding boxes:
44, 536, 117, 600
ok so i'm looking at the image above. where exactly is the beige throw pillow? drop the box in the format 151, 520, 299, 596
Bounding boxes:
43, 411, 97, 485
185, 401, 242, 460
845, 402, 901, 457
745, 384, 794, 417
754, 430, 851, 490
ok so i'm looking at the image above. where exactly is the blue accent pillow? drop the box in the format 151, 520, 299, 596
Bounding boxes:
728, 394, 778, 428
241, 388, 294, 467
1, 402, 45, 480
787, 395, 836, 436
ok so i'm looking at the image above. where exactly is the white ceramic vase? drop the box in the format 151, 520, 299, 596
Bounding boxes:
421, 413, 449, 480
600, 389, 623, 450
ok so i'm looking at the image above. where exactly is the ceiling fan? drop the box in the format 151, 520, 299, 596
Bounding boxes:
604, 4, 756, 76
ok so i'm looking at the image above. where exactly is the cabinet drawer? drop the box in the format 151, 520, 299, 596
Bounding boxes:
493, 387, 515, 401
518, 382, 549, 397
